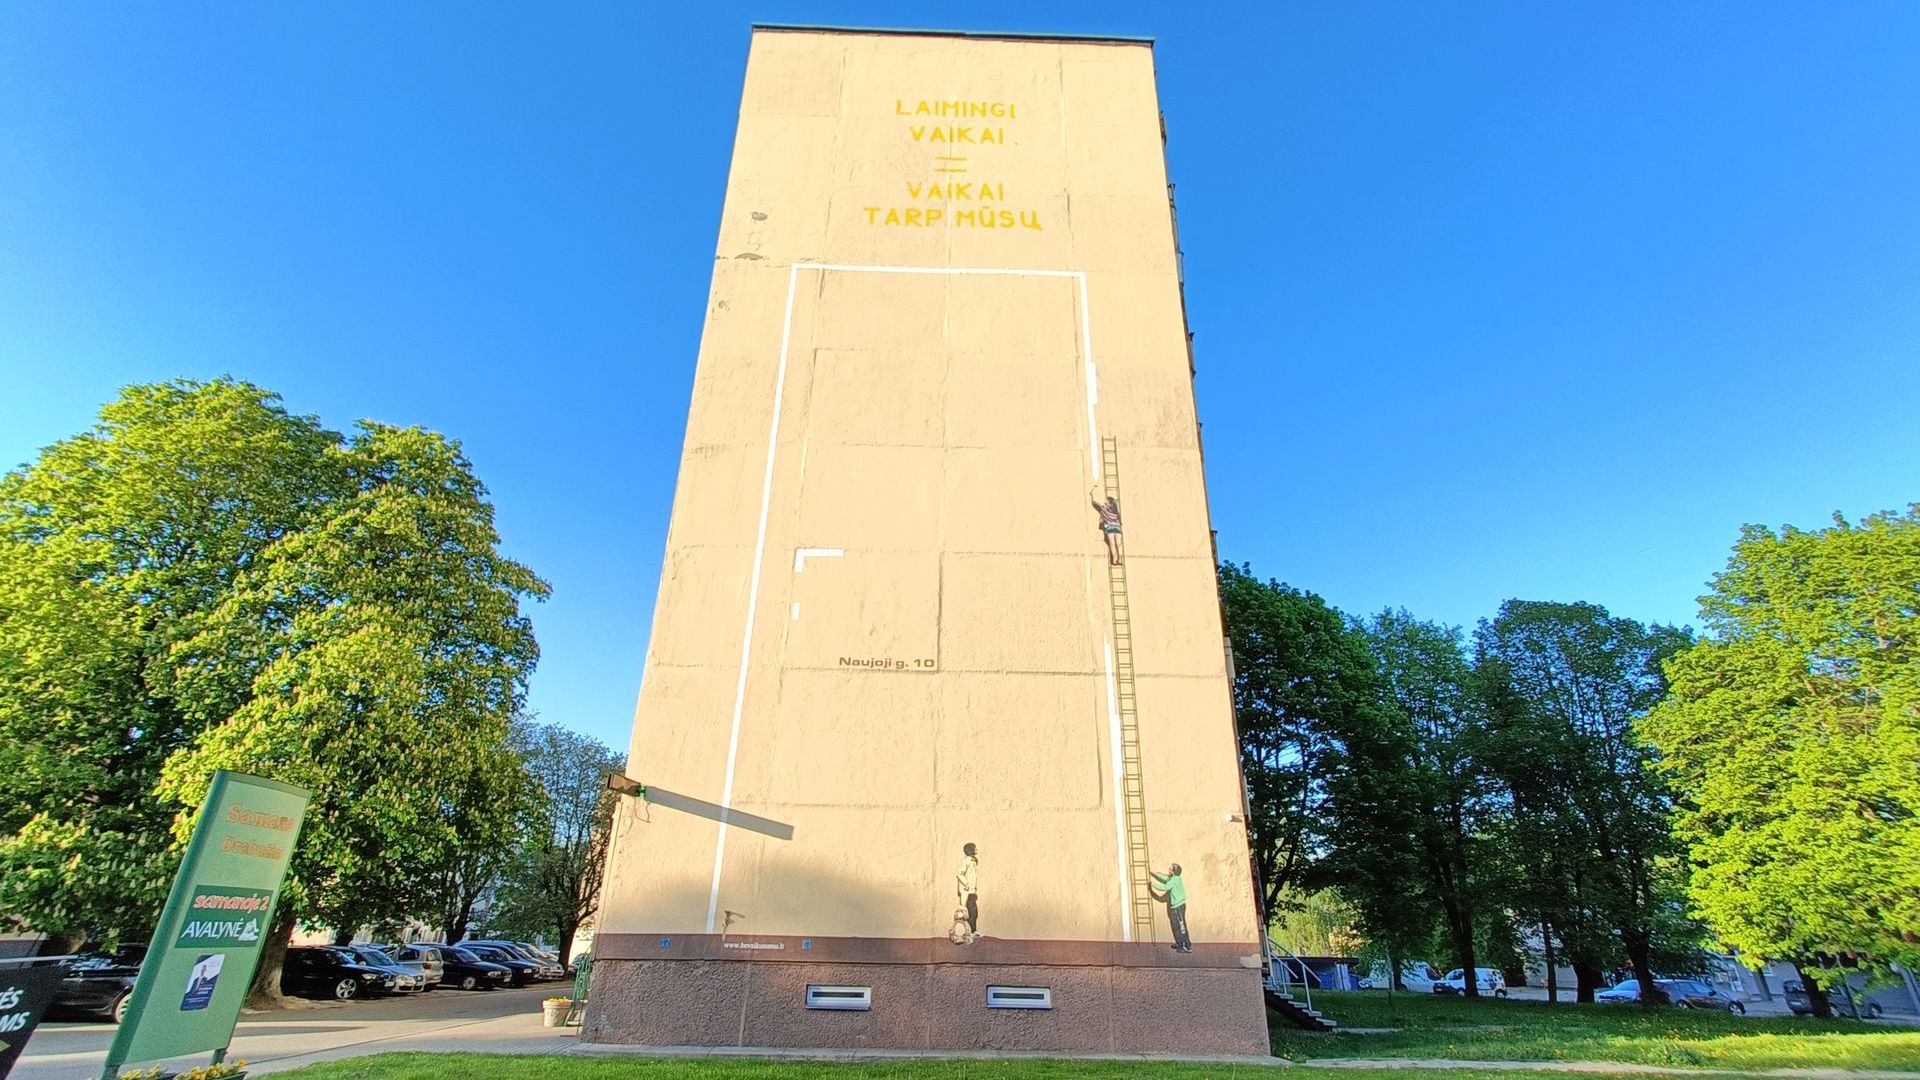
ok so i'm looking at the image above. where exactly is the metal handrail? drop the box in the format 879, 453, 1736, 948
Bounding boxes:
1265, 936, 1313, 1015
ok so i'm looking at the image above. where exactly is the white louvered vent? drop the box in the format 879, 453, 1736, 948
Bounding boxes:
804, 984, 872, 1011
985, 985, 1053, 1010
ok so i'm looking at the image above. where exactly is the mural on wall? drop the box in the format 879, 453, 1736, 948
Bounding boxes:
952, 842, 981, 945
1091, 490, 1125, 565
589, 29, 1263, 968
1150, 864, 1192, 953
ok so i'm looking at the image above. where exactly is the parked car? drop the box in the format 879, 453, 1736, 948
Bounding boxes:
1783, 980, 1884, 1018
529, 947, 570, 979
460, 943, 542, 987
1598, 978, 1687, 1006
341, 945, 429, 994
1783, 980, 1813, 1014
401, 943, 510, 991
1435, 967, 1508, 997
281, 946, 397, 1000
1361, 961, 1443, 993
507, 942, 568, 980
464, 940, 565, 981
379, 943, 445, 986
1597, 978, 1649, 1003
1659, 978, 1746, 1015
54, 949, 145, 1022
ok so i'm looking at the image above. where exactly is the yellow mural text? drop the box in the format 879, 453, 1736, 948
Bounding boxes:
867, 95, 1048, 233
895, 99, 1017, 118
909, 126, 1005, 145
907, 181, 1006, 200
862, 206, 1043, 230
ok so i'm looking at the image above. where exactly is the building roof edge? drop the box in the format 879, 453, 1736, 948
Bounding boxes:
750, 23, 1154, 47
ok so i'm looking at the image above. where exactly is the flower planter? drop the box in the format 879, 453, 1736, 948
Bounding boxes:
542, 999, 570, 1027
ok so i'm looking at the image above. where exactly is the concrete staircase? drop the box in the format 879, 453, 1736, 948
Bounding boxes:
1263, 987, 1338, 1032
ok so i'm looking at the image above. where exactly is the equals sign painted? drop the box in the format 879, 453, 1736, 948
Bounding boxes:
934, 155, 969, 173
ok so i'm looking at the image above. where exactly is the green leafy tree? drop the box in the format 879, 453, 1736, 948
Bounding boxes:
423, 744, 543, 946
1642, 509, 1920, 1017
0, 380, 343, 947
1218, 563, 1379, 919
1270, 888, 1365, 957
486, 720, 624, 964
1337, 610, 1499, 997
1475, 651, 1622, 1001
1476, 600, 1696, 1005
156, 421, 547, 1003
1313, 700, 1435, 986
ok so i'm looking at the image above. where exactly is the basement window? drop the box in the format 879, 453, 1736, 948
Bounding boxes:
804, 984, 872, 1011
985, 985, 1053, 1010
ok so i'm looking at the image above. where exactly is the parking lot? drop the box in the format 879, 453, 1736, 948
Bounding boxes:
17, 983, 567, 1079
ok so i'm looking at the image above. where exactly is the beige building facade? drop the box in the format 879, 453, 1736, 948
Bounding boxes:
587, 25, 1268, 1054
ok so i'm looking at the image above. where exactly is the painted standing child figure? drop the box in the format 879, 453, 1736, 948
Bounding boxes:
1091, 490, 1124, 565
1149, 863, 1192, 952
954, 842, 980, 943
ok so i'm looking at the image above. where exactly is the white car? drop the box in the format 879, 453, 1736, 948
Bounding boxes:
1361, 961, 1443, 993
1435, 967, 1508, 997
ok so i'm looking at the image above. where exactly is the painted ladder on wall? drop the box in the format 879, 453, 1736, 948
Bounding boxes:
1102, 436, 1157, 943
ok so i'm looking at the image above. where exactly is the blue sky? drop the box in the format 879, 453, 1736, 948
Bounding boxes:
3, 3, 1916, 751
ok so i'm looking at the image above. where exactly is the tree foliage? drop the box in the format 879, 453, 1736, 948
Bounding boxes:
424, 733, 543, 946
1475, 600, 1698, 1003
1642, 509, 1920, 998
1217, 556, 1714, 1003
155, 419, 547, 996
0, 380, 344, 944
486, 720, 624, 964
1218, 563, 1380, 918
1327, 611, 1498, 995
0, 379, 546, 1004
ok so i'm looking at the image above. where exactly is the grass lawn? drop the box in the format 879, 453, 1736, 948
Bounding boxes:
1271, 989, 1920, 1071
269, 1052, 1687, 1079
263, 994, 1920, 1080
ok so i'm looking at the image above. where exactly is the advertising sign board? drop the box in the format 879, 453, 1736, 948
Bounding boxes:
102, 771, 308, 1078
0, 960, 62, 1079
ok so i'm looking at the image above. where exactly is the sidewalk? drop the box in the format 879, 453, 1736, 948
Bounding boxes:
246, 1010, 581, 1075
1308, 1060, 1920, 1079
15, 987, 574, 1080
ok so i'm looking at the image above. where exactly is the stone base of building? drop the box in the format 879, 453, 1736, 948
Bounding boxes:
582, 945, 1271, 1055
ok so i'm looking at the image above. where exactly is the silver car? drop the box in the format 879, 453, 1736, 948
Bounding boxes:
348, 945, 432, 993
382, 943, 445, 987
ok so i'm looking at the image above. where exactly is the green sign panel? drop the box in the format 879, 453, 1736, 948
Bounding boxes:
103, 771, 308, 1077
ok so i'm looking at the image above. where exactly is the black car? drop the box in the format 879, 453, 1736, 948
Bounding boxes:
401, 943, 510, 991
54, 949, 145, 1022
1783, 979, 1813, 1015
463, 940, 564, 981
1659, 978, 1746, 1015
281, 945, 397, 1001
1782, 979, 1884, 1018
460, 944, 539, 987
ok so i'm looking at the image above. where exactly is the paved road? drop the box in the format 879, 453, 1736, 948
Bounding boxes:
17, 983, 574, 1079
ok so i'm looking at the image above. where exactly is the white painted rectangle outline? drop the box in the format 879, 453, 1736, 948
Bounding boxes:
705, 262, 1133, 944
